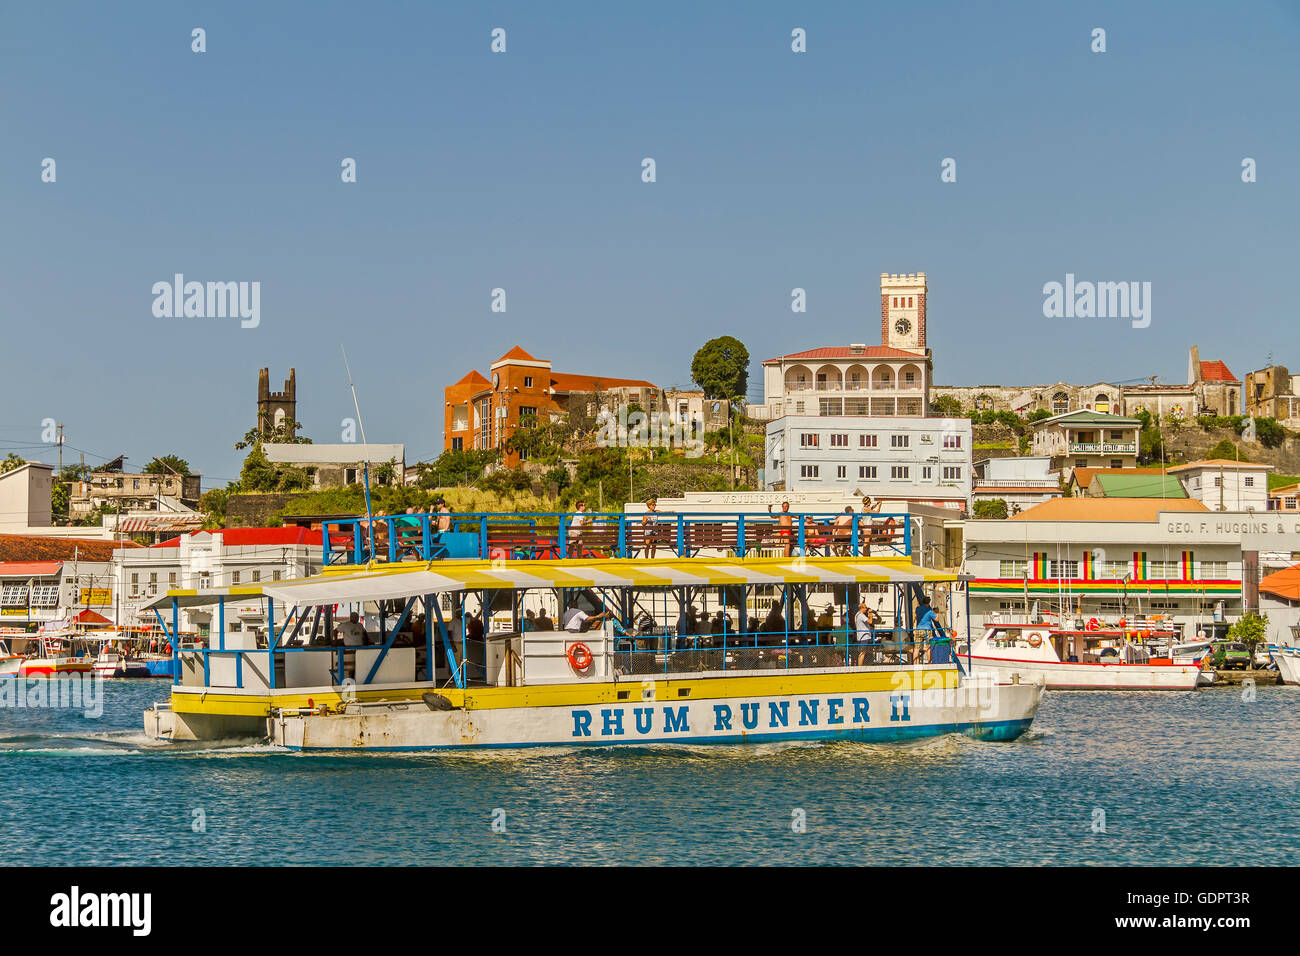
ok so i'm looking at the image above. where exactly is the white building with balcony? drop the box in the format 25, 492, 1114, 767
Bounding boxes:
1029, 410, 1141, 479
764, 415, 972, 510
970, 457, 1063, 514
752, 272, 933, 421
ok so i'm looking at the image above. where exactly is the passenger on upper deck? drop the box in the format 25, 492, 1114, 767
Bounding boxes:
768, 500, 795, 557
640, 497, 670, 558
567, 500, 589, 558
832, 507, 854, 555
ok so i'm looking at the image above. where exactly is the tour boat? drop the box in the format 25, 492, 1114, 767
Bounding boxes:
144, 509, 1044, 750
965, 619, 1200, 691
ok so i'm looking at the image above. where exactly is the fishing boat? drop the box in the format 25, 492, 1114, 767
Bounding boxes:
1273, 626, 1300, 686
143, 509, 1044, 750
964, 616, 1201, 690
0, 639, 22, 677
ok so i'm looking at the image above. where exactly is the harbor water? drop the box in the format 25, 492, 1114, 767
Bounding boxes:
1, 680, 1296, 866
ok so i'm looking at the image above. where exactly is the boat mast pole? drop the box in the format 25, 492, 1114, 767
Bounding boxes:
342, 346, 375, 560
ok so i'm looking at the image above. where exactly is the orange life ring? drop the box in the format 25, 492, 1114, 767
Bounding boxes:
1086, 617, 1101, 631
1027, 634, 1043, 648
566, 642, 593, 672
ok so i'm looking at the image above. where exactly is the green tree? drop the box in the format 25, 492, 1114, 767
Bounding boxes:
372, 458, 398, 486
930, 395, 963, 417
691, 336, 750, 400
1227, 612, 1268, 652
238, 444, 279, 492
143, 454, 192, 475
1205, 438, 1248, 462
235, 418, 312, 450
0, 453, 26, 474
972, 499, 1008, 519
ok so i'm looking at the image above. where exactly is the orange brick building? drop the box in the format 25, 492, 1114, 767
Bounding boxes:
444, 346, 661, 465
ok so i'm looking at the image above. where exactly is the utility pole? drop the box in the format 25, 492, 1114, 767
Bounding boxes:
56, 422, 63, 474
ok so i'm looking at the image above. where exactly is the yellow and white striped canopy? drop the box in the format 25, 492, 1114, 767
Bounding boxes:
146, 556, 961, 609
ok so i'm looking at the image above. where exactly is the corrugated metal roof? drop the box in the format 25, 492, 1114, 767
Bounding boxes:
1009, 498, 1209, 521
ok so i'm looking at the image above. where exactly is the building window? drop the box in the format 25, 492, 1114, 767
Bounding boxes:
1049, 560, 1079, 578
859, 466, 877, 479
836, 465, 847, 479
830, 433, 848, 447
1200, 561, 1229, 580
860, 434, 878, 448
1095, 560, 1129, 579
168, 572, 177, 585
524, 376, 533, 388
799, 433, 820, 448
921, 466, 932, 480
1075, 459, 1087, 468
943, 433, 962, 449
890, 434, 909, 449
1147, 560, 1179, 580
999, 560, 1028, 578
1053, 392, 1069, 415
942, 466, 962, 480
252, 569, 262, 583
451, 437, 463, 451
1244, 476, 1255, 487
799, 465, 819, 479
1213, 477, 1222, 488
232, 571, 240, 585
890, 466, 910, 480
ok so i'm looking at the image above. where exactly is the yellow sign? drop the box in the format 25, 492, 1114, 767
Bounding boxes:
80, 588, 112, 605
1, 609, 29, 616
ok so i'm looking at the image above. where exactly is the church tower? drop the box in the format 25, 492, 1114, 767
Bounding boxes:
257, 368, 297, 439
880, 273, 928, 354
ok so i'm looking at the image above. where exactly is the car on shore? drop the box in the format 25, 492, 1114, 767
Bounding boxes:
1207, 641, 1251, 671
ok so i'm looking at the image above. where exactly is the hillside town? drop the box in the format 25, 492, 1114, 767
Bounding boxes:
3, 271, 1300, 662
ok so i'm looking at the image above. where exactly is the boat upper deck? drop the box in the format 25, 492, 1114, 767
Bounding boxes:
321, 509, 912, 566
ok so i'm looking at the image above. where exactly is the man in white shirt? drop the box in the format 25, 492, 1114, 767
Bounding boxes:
562, 605, 609, 633
338, 611, 367, 646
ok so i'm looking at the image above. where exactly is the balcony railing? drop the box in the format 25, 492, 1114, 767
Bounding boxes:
786, 382, 923, 393
1067, 442, 1138, 454
321, 510, 913, 566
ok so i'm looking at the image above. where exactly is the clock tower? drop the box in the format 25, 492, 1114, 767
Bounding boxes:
880, 273, 927, 353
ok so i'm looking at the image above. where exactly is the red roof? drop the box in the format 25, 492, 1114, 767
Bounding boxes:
1199, 360, 1238, 382
764, 346, 924, 363
496, 346, 542, 363
0, 561, 63, 577
72, 609, 114, 624
150, 527, 322, 549
549, 372, 658, 392
452, 370, 490, 386
0, 535, 137, 563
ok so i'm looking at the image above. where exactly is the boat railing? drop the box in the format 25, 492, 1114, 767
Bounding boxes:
172, 624, 953, 691
321, 510, 912, 565
606, 626, 952, 676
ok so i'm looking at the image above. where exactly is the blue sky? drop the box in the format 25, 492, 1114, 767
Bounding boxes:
2, 1, 1297, 487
